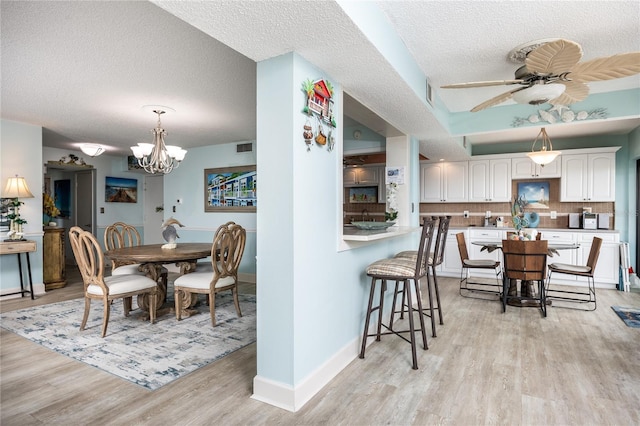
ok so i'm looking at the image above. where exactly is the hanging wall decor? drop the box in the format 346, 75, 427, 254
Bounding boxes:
301, 78, 336, 152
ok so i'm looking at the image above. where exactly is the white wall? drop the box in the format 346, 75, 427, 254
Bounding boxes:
253, 52, 417, 411
1, 119, 44, 294
162, 142, 257, 275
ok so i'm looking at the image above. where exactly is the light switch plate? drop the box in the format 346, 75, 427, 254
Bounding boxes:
550, 210, 557, 219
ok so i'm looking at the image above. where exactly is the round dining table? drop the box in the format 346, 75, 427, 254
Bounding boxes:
105, 243, 212, 315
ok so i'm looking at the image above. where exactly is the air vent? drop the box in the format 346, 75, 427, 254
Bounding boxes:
236, 142, 253, 153
426, 79, 434, 106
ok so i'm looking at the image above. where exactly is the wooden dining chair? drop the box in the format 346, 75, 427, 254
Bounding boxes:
501, 239, 549, 317
104, 222, 168, 287
173, 222, 246, 326
546, 237, 602, 311
69, 226, 157, 337
457, 232, 502, 298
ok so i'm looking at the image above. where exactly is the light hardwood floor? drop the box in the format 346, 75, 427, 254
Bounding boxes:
2, 266, 639, 425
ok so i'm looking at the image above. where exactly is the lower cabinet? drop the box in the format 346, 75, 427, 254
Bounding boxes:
43, 226, 66, 290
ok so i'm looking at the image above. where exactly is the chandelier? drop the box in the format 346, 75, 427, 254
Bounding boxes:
526, 127, 561, 167
130, 109, 187, 174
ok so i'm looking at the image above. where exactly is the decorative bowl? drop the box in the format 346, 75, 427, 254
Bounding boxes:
351, 221, 396, 230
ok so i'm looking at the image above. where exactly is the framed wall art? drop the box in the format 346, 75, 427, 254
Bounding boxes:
517, 181, 550, 209
204, 165, 257, 212
105, 176, 138, 203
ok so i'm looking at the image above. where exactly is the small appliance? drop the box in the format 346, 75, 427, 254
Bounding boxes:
496, 216, 504, 228
569, 213, 580, 229
598, 213, 610, 229
582, 212, 598, 230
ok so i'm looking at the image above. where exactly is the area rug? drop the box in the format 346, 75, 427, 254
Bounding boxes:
611, 306, 640, 328
0, 293, 256, 390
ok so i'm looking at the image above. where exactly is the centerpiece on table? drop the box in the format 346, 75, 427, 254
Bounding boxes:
510, 195, 538, 240
161, 217, 184, 249
43, 193, 61, 227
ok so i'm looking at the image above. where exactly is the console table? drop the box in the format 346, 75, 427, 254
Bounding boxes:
0, 239, 37, 299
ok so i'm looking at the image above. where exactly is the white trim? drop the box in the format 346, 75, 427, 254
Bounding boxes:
0, 282, 45, 299
251, 337, 361, 412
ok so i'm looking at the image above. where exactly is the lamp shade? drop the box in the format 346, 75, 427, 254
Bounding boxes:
3, 175, 35, 198
80, 143, 105, 157
527, 150, 561, 166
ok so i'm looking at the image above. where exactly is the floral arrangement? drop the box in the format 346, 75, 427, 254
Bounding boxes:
385, 183, 398, 222
43, 193, 61, 218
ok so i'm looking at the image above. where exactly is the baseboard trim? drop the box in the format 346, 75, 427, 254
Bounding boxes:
251, 337, 360, 412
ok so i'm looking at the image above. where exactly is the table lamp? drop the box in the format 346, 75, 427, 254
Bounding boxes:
3, 175, 35, 240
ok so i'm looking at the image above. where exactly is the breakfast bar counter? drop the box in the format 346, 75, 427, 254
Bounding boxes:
342, 226, 421, 242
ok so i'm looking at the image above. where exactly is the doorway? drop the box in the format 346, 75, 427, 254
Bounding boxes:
143, 175, 165, 244
45, 166, 96, 264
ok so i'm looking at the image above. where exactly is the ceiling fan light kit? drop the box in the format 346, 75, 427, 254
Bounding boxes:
512, 83, 565, 105
442, 38, 640, 112
527, 127, 560, 167
79, 143, 105, 157
130, 108, 187, 174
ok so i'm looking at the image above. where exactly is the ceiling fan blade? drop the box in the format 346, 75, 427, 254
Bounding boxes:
525, 39, 583, 75
441, 79, 523, 89
569, 52, 640, 82
470, 87, 527, 112
548, 81, 590, 105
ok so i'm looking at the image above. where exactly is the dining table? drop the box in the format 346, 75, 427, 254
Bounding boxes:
471, 240, 580, 307
104, 243, 212, 316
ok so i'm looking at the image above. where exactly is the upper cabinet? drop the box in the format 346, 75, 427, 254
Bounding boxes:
560, 152, 616, 202
344, 166, 379, 187
468, 159, 511, 202
512, 156, 561, 179
420, 162, 468, 203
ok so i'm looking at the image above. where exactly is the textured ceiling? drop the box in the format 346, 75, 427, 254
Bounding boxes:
1, 1, 639, 163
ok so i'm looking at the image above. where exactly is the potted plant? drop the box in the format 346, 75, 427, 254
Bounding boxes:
43, 192, 61, 226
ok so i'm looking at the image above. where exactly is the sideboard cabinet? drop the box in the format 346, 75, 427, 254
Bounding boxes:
43, 226, 66, 290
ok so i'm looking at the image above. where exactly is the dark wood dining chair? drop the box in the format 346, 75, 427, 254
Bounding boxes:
457, 232, 502, 299
501, 239, 549, 317
546, 237, 602, 311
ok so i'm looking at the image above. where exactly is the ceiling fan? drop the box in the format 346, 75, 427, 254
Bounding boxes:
441, 38, 640, 112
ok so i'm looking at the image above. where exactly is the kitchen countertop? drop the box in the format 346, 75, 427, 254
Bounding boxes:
461, 226, 619, 233
342, 226, 421, 242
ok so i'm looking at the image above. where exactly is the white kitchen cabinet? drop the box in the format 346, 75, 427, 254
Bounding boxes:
420, 162, 468, 203
512, 156, 562, 179
560, 152, 615, 201
438, 230, 464, 276
468, 159, 511, 202
343, 166, 380, 187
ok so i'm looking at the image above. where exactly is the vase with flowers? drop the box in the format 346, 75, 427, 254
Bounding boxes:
43, 193, 61, 226
385, 183, 399, 223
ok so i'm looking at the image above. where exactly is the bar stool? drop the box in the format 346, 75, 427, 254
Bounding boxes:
359, 218, 436, 370
393, 216, 450, 337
